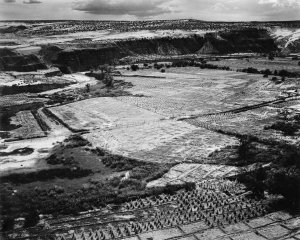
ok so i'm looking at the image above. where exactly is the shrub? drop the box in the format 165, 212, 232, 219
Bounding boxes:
261, 69, 272, 76
130, 64, 139, 71
266, 167, 300, 210
161, 69, 166, 73
24, 209, 39, 228
265, 121, 299, 136
2, 217, 15, 231
242, 67, 259, 74
268, 53, 274, 60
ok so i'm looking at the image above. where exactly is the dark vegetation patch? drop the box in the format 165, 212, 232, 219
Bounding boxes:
0, 134, 176, 231
233, 110, 300, 211
239, 67, 300, 78
0, 147, 34, 157
264, 110, 300, 136
220, 137, 300, 213
0, 113, 20, 131
149, 58, 300, 79
208, 106, 300, 212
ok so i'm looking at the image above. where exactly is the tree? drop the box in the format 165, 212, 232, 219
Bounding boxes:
131, 64, 139, 71
98, 64, 114, 87
238, 137, 251, 163
24, 209, 39, 228
85, 83, 90, 92
104, 73, 114, 87
268, 53, 274, 60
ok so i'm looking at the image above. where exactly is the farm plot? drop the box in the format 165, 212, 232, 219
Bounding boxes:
49, 178, 279, 240
84, 122, 238, 163
9, 110, 45, 140
0, 93, 46, 109
83, 120, 197, 157
185, 102, 300, 145
131, 128, 239, 163
146, 163, 239, 188
48, 97, 164, 131
116, 68, 284, 118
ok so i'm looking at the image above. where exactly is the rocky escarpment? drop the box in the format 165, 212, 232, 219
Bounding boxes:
0, 25, 27, 34
53, 46, 122, 73
199, 28, 278, 54
47, 28, 278, 73
0, 49, 47, 72
270, 28, 300, 54
0, 82, 70, 96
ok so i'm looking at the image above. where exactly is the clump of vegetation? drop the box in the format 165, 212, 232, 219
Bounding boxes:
154, 63, 164, 69
264, 109, 300, 136
265, 121, 299, 135
86, 64, 115, 87
237, 147, 300, 212
130, 64, 139, 71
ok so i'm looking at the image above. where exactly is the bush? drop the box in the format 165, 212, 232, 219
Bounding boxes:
2, 217, 15, 231
24, 209, 39, 228
265, 121, 299, 135
154, 63, 163, 69
261, 69, 272, 75
130, 64, 139, 71
242, 67, 259, 74
161, 69, 166, 73
266, 167, 300, 210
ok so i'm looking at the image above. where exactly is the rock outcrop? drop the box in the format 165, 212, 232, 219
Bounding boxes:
0, 49, 47, 72
48, 28, 278, 72
205, 28, 278, 53
0, 25, 27, 34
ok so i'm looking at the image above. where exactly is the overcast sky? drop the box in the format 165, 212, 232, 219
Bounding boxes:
0, 0, 299, 21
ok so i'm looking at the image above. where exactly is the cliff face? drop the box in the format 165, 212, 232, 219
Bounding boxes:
0, 49, 47, 72
204, 29, 278, 54
117, 36, 206, 55
54, 47, 122, 73
49, 28, 278, 73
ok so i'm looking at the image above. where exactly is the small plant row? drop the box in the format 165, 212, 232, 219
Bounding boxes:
55, 199, 271, 240
54, 179, 276, 240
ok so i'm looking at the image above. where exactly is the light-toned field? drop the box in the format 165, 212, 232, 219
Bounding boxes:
9, 110, 45, 140
84, 120, 238, 162
47, 67, 300, 163
48, 97, 165, 131
50, 96, 238, 162
115, 68, 289, 117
